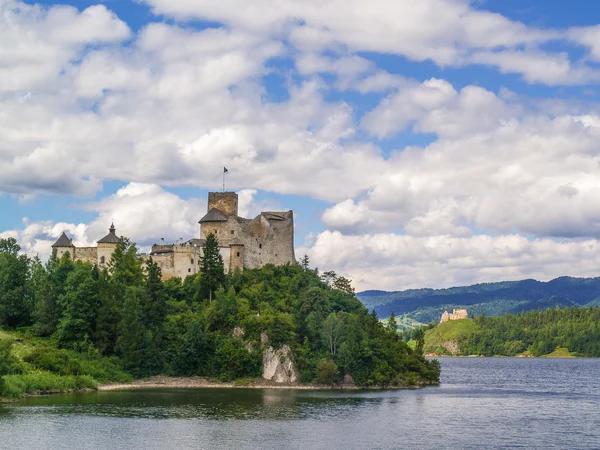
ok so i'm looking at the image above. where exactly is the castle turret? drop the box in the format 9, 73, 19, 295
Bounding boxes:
51, 232, 75, 259
97, 223, 120, 268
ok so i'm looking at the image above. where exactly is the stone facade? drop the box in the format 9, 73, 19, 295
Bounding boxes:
51, 224, 120, 270
52, 191, 296, 281
440, 308, 469, 323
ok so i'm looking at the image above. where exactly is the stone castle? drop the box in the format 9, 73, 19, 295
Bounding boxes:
52, 191, 295, 280
440, 309, 469, 323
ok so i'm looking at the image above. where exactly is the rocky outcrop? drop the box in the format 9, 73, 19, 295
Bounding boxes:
262, 345, 298, 384
441, 340, 460, 355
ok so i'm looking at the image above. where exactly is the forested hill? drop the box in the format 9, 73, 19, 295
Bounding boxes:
0, 236, 439, 398
357, 276, 600, 323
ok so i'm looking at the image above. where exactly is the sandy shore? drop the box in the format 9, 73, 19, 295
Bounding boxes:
99, 376, 347, 391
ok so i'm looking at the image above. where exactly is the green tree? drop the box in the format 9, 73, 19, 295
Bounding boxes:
414, 327, 425, 356
332, 276, 355, 296
95, 269, 119, 355
115, 287, 147, 373
199, 233, 225, 302
55, 262, 99, 349
317, 360, 338, 386
109, 238, 144, 300
0, 238, 32, 327
0, 237, 20, 255
321, 312, 344, 356
387, 312, 397, 333
142, 259, 168, 333
175, 317, 215, 376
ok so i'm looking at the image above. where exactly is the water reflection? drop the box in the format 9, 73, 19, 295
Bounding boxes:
1, 359, 599, 450
8, 388, 385, 421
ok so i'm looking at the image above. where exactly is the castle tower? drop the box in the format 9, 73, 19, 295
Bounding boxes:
199, 192, 239, 240
208, 192, 238, 217
51, 232, 75, 260
229, 238, 245, 272
96, 223, 120, 268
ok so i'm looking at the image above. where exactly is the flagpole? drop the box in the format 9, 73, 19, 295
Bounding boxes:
223, 169, 225, 192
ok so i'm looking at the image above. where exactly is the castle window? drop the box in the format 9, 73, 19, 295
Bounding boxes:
231, 230, 234, 235
259, 244, 262, 249
188, 268, 191, 273
237, 252, 240, 257
191, 259, 194, 264
100, 256, 105, 264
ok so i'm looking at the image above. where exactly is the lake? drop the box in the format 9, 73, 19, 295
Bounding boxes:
1, 358, 599, 449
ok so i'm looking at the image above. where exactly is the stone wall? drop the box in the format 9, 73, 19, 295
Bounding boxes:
150, 243, 232, 280
440, 309, 469, 323
97, 243, 117, 270
208, 192, 238, 216
74, 247, 97, 264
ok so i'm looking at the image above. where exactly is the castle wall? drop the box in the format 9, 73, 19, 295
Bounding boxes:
97, 243, 116, 270
208, 192, 238, 216
230, 245, 244, 272
74, 247, 97, 264
239, 212, 295, 269
55, 247, 75, 260
150, 244, 232, 280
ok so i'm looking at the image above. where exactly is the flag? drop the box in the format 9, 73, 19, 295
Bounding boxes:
224, 167, 228, 174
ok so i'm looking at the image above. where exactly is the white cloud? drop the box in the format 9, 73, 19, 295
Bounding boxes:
3, 183, 206, 261
4, 0, 600, 293
0, 0, 130, 92
300, 231, 600, 291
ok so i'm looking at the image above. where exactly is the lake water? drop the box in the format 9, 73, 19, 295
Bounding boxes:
1, 358, 599, 449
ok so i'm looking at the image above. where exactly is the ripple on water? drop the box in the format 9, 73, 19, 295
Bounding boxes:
1, 358, 599, 449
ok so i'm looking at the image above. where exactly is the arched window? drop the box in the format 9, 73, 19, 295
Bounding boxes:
100, 256, 105, 264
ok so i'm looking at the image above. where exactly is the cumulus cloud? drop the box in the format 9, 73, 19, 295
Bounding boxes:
3, 183, 206, 261
299, 231, 600, 291
5, 0, 600, 292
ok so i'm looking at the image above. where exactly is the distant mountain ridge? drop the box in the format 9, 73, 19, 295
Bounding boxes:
356, 276, 600, 323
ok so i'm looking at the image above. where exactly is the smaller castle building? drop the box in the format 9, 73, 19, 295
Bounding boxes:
51, 191, 296, 280
51, 223, 120, 270
440, 309, 468, 323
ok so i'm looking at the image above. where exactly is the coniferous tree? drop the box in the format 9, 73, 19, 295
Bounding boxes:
199, 233, 225, 302
56, 262, 99, 349
109, 238, 144, 301
95, 268, 119, 355
0, 238, 32, 327
142, 259, 167, 333
115, 287, 147, 373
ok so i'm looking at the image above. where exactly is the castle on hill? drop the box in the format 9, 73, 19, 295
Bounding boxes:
51, 191, 295, 280
440, 309, 468, 323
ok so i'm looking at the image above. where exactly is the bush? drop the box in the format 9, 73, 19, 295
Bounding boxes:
1, 372, 97, 398
317, 360, 338, 386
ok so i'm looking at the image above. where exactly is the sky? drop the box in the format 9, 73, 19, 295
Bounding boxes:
4, 0, 600, 292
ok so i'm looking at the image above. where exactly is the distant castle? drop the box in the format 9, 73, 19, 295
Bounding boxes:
52, 191, 295, 280
440, 309, 468, 323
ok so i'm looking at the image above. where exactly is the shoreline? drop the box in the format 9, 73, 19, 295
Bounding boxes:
99, 376, 356, 391
98, 375, 435, 392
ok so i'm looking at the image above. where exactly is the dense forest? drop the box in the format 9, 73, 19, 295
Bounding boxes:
358, 277, 600, 323
0, 236, 439, 398
423, 307, 600, 357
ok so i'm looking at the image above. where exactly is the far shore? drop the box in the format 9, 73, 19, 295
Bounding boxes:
425, 354, 579, 358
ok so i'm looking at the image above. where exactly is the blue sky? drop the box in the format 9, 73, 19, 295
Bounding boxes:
3, 0, 600, 290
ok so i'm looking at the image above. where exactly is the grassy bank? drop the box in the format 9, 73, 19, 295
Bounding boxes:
0, 329, 131, 401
